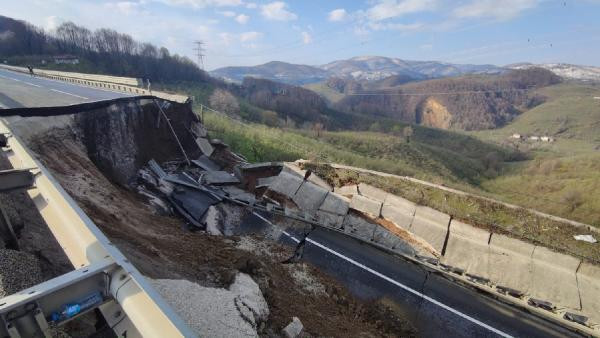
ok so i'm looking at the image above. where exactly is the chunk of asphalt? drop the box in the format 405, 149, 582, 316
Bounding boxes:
192, 155, 220, 171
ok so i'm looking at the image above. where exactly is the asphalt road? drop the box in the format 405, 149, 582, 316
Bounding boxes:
0, 68, 131, 108
247, 212, 582, 338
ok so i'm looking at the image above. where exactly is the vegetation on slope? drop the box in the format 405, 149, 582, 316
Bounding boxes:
469, 83, 600, 226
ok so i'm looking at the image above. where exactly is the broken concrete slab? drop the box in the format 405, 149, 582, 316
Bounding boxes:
170, 186, 220, 226
190, 122, 207, 138
358, 183, 388, 202
283, 162, 331, 191
343, 214, 376, 241
576, 262, 600, 323
334, 185, 358, 197
372, 226, 402, 249
195, 137, 214, 156
203, 171, 240, 185
318, 192, 350, 216
292, 181, 329, 213
240, 162, 283, 172
349, 194, 382, 219
221, 186, 256, 204
409, 206, 450, 253
530, 246, 581, 310
267, 171, 304, 199
283, 317, 303, 338
441, 220, 491, 276
151, 279, 259, 337
256, 176, 276, 188
316, 210, 344, 229
203, 206, 222, 235
229, 273, 270, 325
192, 155, 220, 171
488, 234, 534, 294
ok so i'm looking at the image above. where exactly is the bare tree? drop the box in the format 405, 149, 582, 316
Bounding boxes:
209, 89, 239, 114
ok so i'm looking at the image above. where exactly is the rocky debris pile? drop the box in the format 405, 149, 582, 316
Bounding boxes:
151, 272, 269, 337
0, 249, 43, 297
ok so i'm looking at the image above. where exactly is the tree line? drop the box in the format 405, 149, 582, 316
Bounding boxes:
0, 15, 209, 83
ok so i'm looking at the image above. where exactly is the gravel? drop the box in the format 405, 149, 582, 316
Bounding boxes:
151, 273, 269, 338
0, 249, 43, 297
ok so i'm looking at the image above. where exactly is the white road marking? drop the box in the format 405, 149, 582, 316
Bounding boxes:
23, 81, 41, 87
306, 238, 514, 338
50, 89, 88, 100
254, 211, 512, 338
0, 74, 21, 82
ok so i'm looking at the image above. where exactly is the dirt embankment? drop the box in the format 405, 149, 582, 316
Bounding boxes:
22, 98, 417, 337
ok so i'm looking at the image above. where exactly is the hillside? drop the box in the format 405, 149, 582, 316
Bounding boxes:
509, 63, 600, 82
469, 83, 600, 226
0, 15, 209, 83
210, 61, 329, 85
333, 68, 561, 130
211, 56, 506, 85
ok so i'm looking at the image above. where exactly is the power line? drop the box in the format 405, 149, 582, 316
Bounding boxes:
193, 40, 205, 69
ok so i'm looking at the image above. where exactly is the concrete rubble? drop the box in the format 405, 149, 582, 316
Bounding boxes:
151, 273, 269, 338
282, 317, 303, 338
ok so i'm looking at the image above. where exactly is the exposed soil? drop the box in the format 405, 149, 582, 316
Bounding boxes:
28, 126, 417, 337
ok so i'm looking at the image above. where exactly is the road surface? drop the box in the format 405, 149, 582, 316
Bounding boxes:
247, 211, 582, 338
0, 68, 131, 108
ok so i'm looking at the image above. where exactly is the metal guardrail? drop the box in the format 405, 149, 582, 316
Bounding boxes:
0, 121, 196, 337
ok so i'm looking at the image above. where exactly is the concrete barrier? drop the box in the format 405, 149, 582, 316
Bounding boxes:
409, 206, 450, 253
316, 210, 344, 229
530, 246, 581, 309
441, 220, 491, 276
334, 185, 358, 197
372, 226, 402, 249
318, 192, 350, 216
487, 234, 534, 293
292, 181, 329, 213
358, 183, 388, 202
267, 171, 303, 199
577, 263, 600, 323
349, 195, 382, 218
380, 195, 416, 230
343, 214, 376, 240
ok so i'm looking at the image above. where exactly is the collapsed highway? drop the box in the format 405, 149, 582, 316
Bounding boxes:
0, 66, 598, 337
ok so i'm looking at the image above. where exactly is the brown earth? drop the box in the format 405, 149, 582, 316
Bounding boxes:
28, 127, 417, 337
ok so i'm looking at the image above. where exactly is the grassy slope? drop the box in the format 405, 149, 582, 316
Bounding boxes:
202, 107, 514, 189
470, 82, 600, 226
303, 82, 346, 104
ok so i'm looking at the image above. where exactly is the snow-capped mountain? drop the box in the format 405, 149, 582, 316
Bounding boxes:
508, 63, 600, 82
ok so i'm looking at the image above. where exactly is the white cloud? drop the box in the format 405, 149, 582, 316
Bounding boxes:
219, 32, 235, 45
105, 1, 143, 15
453, 0, 539, 20
369, 21, 423, 31
235, 14, 249, 24
260, 1, 297, 21
328, 8, 348, 22
420, 43, 433, 50
220, 10, 236, 17
367, 0, 437, 21
157, 0, 244, 8
245, 2, 257, 9
240, 31, 262, 42
301, 31, 312, 44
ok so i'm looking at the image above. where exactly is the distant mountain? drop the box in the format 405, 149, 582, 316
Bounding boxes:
210, 61, 329, 85
321, 56, 505, 81
211, 56, 506, 85
508, 63, 600, 82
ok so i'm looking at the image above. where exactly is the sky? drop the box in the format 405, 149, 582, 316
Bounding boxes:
3, 0, 600, 70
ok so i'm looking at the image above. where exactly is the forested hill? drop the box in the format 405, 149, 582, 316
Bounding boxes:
0, 16, 209, 83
